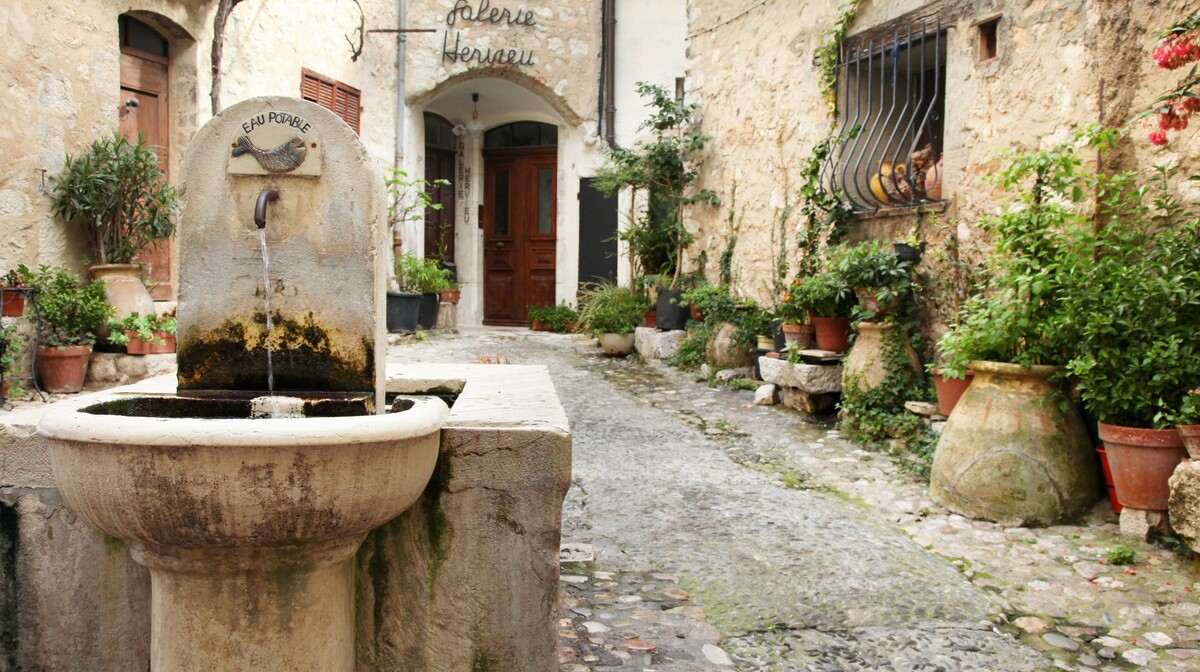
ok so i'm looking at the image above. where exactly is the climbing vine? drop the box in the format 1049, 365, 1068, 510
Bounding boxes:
795, 131, 856, 277
813, 0, 862, 117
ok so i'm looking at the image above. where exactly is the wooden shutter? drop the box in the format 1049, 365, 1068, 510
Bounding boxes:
300, 69, 361, 134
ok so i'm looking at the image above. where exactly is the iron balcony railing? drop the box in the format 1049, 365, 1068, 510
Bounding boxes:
822, 21, 947, 213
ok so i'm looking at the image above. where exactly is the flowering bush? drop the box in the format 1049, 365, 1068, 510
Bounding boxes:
1143, 14, 1200, 145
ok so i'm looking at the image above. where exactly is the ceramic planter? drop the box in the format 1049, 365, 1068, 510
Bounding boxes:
1098, 423, 1186, 511
810, 316, 851, 353
440, 288, 460, 304
932, 367, 975, 417
1, 287, 26, 317
598, 332, 634, 357
90, 264, 154, 348
930, 361, 1099, 525
1178, 425, 1200, 460
643, 310, 657, 329
386, 292, 421, 333
781, 323, 814, 350
842, 322, 921, 394
36, 344, 92, 394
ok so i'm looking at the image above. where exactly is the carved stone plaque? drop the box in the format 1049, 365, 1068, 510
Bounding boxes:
228, 111, 323, 177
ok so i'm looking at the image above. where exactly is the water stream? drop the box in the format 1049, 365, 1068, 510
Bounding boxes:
258, 229, 275, 397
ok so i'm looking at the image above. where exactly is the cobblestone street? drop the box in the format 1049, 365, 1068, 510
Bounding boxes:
390, 328, 1200, 672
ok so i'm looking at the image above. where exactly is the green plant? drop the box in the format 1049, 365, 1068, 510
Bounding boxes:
105, 312, 177, 347
1177, 391, 1200, 425
796, 132, 856, 278
1063, 164, 1200, 429
397, 254, 453, 293
668, 323, 711, 370
0, 323, 25, 400
788, 271, 854, 319
1107, 545, 1137, 565
594, 82, 720, 288
937, 127, 1113, 379
527, 303, 579, 333
831, 241, 913, 319
813, 0, 862, 116
49, 133, 177, 266
578, 283, 646, 335
21, 265, 113, 347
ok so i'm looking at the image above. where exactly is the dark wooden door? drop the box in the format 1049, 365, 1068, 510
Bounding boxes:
120, 46, 173, 299
423, 147, 456, 261
483, 148, 557, 325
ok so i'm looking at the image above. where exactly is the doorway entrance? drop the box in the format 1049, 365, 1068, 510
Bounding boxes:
119, 15, 173, 300
482, 122, 558, 325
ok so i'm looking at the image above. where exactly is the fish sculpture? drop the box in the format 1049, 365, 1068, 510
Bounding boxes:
231, 135, 307, 173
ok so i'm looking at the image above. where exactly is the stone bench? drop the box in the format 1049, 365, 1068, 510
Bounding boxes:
758, 356, 842, 414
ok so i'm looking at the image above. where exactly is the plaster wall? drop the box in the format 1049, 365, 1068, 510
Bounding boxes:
683, 0, 1200, 309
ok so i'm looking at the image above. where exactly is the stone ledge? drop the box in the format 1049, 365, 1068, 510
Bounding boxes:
758, 357, 842, 394
633, 327, 687, 361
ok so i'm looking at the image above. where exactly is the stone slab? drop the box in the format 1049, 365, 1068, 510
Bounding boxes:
780, 387, 840, 415
1120, 507, 1172, 541
633, 327, 686, 361
758, 357, 842, 394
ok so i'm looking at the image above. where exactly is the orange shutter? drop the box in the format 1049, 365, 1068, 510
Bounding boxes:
300, 69, 361, 135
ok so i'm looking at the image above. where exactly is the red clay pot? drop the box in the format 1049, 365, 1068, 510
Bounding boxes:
1098, 422, 1186, 511
530, 320, 548, 332
810, 316, 851, 353
147, 332, 176, 354
1, 288, 26, 317
932, 368, 975, 417
781, 323, 814, 350
644, 310, 657, 329
1095, 446, 1123, 513
689, 305, 703, 322
36, 344, 92, 394
1178, 425, 1200, 460
440, 288, 461, 304
124, 331, 150, 355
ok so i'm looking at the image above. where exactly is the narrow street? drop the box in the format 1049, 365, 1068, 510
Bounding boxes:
390, 328, 1200, 672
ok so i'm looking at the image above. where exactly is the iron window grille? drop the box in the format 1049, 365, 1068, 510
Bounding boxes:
822, 21, 947, 213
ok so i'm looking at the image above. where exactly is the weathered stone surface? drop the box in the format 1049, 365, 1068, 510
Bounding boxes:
705, 322, 754, 370
758, 357, 842, 394
905, 401, 940, 417
86, 353, 175, 386
634, 327, 687, 361
779, 387, 839, 415
1168, 461, 1200, 551
754, 384, 777, 406
842, 322, 921, 393
436, 302, 457, 332
714, 367, 751, 383
1120, 507, 1172, 541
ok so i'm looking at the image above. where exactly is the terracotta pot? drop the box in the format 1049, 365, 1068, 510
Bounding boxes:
1, 287, 26, 317
1098, 422, 1186, 511
531, 320, 548, 332
90, 264, 155, 347
810, 316, 851, 353
1179, 425, 1200, 460
124, 331, 150, 355
842, 322, 921, 394
597, 333, 635, 357
690, 305, 704, 322
440, 288, 460, 304
36, 344, 92, 394
930, 361, 1099, 525
932, 368, 975, 417
1096, 446, 1123, 514
1, 380, 8, 403
765, 352, 782, 360
644, 310, 657, 329
781, 323, 814, 350
147, 332, 176, 354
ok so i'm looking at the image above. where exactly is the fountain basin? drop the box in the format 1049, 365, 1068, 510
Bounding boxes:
37, 395, 448, 671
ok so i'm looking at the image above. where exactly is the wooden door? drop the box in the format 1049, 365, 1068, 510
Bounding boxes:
120, 46, 173, 299
423, 147, 456, 261
483, 149, 557, 325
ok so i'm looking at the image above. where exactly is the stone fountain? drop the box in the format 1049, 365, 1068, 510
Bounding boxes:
36, 98, 451, 670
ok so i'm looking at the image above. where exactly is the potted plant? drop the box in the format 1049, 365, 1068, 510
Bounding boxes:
832, 241, 913, 321
788, 270, 854, 353
106, 312, 178, 355
1062, 165, 1200, 511
385, 170, 451, 332
1, 268, 29, 318
22, 265, 113, 393
49, 133, 176, 328
1176, 391, 1200, 460
930, 129, 1106, 525
578, 282, 646, 356
0, 323, 23, 403
925, 214, 984, 416
397, 254, 453, 330
528, 303, 579, 333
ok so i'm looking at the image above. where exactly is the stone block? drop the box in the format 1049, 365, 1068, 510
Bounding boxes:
436, 302, 458, 331
1119, 507, 1172, 541
1169, 462, 1200, 552
633, 327, 686, 360
705, 322, 754, 369
715, 367, 752, 382
780, 387, 839, 414
754, 384, 777, 405
758, 357, 842, 394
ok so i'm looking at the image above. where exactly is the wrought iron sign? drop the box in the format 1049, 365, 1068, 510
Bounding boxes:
442, 0, 537, 66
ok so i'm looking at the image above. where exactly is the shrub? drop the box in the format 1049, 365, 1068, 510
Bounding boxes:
578, 283, 646, 335
527, 303, 579, 333
22, 265, 113, 347
397, 254, 453, 292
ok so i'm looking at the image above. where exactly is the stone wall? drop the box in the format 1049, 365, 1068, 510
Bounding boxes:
683, 0, 1200, 310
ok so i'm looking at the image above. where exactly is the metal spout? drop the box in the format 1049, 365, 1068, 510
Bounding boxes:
254, 188, 279, 229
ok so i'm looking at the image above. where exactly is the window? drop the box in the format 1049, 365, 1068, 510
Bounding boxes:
484, 121, 558, 149
119, 15, 168, 57
300, 69, 361, 134
978, 18, 999, 62
824, 21, 947, 212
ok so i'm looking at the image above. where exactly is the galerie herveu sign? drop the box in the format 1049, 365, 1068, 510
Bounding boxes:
441, 0, 537, 66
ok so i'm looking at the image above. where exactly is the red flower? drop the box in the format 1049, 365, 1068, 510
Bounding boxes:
1149, 130, 1168, 145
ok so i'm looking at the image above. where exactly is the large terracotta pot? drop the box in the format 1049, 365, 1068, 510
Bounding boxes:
90, 264, 155, 347
842, 322, 921, 393
1096, 446, 1122, 514
810, 316, 851, 353
36, 344, 92, 394
932, 367, 975, 417
930, 361, 1099, 525
1098, 423, 1186, 511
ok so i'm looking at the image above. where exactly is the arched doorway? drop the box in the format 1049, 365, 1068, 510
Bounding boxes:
119, 14, 173, 299
482, 121, 557, 325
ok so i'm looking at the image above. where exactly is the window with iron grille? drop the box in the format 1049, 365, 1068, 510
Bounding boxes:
301, 69, 361, 134
823, 22, 947, 213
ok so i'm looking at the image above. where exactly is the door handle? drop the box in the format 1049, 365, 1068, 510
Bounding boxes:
496, 241, 505, 248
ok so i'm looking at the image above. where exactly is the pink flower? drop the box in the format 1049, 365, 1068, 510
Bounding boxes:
1149, 130, 1168, 146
